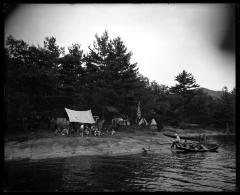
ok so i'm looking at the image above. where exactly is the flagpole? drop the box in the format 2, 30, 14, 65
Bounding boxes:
136, 101, 141, 125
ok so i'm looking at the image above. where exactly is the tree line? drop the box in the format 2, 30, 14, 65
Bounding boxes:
4, 31, 236, 133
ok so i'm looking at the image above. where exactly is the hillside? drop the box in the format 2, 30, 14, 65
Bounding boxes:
197, 87, 223, 99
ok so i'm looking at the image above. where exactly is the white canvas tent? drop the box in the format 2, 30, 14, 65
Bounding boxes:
138, 118, 148, 126
64, 108, 95, 124
150, 118, 158, 129
150, 118, 157, 125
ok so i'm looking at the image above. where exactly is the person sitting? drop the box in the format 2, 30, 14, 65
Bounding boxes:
84, 128, 90, 136
80, 129, 84, 137
142, 147, 148, 154
102, 128, 107, 136
192, 143, 200, 151
189, 143, 193, 149
61, 128, 67, 136
111, 128, 116, 135
171, 133, 181, 148
182, 139, 188, 147
195, 144, 201, 150
68, 128, 73, 136
185, 143, 190, 149
55, 127, 61, 135
94, 129, 99, 136
175, 134, 181, 142
94, 128, 101, 136
94, 129, 98, 136
80, 124, 84, 130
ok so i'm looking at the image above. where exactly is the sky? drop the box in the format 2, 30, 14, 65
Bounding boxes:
5, 3, 235, 91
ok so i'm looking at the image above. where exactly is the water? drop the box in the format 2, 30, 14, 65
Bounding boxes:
4, 135, 236, 192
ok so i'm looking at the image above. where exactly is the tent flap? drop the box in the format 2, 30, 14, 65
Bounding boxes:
64, 108, 95, 124
138, 118, 148, 125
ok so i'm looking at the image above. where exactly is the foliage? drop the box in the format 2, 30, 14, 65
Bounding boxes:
169, 70, 200, 125
170, 70, 199, 96
5, 33, 236, 132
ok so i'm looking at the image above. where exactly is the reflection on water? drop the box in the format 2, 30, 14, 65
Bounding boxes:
4, 135, 236, 192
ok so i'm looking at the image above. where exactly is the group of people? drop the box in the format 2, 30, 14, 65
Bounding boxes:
181, 139, 208, 151
171, 133, 208, 151
55, 124, 116, 137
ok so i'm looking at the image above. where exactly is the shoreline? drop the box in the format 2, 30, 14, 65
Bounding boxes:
4, 127, 233, 161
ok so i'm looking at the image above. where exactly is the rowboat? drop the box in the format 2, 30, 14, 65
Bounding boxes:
171, 143, 219, 153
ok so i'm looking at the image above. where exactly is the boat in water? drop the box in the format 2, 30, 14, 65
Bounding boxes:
171, 142, 219, 153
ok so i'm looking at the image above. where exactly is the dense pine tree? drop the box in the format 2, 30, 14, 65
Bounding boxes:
170, 70, 200, 126
5, 33, 236, 132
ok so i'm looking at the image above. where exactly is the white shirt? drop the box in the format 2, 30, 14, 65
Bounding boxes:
175, 135, 180, 142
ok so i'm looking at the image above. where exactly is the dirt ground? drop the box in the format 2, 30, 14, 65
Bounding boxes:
4, 126, 229, 161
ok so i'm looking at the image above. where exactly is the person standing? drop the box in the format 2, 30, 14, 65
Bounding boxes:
98, 118, 105, 131
199, 133, 207, 144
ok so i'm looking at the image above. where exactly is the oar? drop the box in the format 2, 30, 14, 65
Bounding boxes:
157, 142, 172, 145
155, 139, 173, 145
142, 138, 173, 153
148, 137, 173, 148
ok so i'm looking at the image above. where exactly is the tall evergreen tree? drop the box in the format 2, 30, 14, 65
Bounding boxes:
85, 31, 139, 117
218, 87, 236, 131
170, 70, 200, 126
170, 70, 199, 96
5, 35, 63, 130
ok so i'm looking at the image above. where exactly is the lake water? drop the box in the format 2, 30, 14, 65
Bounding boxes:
4, 135, 236, 192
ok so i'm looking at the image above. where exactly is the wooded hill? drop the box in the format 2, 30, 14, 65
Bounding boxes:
198, 88, 223, 99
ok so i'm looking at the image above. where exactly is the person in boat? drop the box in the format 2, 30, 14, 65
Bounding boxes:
183, 140, 192, 149
195, 144, 201, 150
182, 139, 188, 147
189, 143, 195, 150
171, 133, 181, 148
182, 141, 196, 150
188, 143, 208, 151
142, 147, 148, 154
